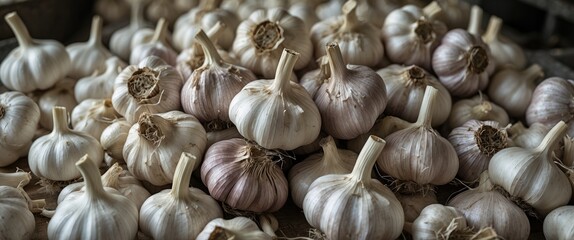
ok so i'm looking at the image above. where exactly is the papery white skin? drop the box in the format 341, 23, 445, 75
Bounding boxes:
38, 78, 78, 130
140, 153, 222, 239
74, 57, 127, 103
196, 217, 273, 240
29, 107, 104, 181
377, 64, 451, 127
100, 119, 131, 160
0, 141, 30, 167
382, 2, 447, 70
130, 18, 178, 66
526, 77, 574, 137
0, 186, 44, 240
0, 171, 31, 187
232, 8, 312, 78
109, 0, 151, 60
48, 155, 138, 240
544, 206, 574, 240
311, 0, 383, 67
447, 94, 509, 129
71, 99, 120, 141
124, 111, 207, 186
488, 64, 543, 118
66, 16, 113, 79
0, 12, 71, 93
508, 122, 549, 149
300, 57, 330, 97
0, 91, 39, 155
435, 0, 470, 29
482, 16, 527, 70
112, 56, 182, 124
411, 204, 467, 240
316, 0, 344, 20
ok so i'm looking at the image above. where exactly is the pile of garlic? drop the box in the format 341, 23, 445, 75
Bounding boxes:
1, 0, 573, 239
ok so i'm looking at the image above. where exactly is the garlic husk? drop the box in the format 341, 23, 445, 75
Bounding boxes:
378, 86, 459, 187
0, 91, 40, 154
377, 64, 451, 127
66, 16, 113, 79
48, 155, 138, 240
448, 120, 509, 182
145, 0, 179, 26
196, 217, 273, 240
95, 0, 130, 23
313, 42, 387, 140
526, 77, 574, 137
0, 171, 31, 187
303, 136, 404, 240
448, 172, 530, 240
0, 185, 45, 240
311, 0, 384, 67
71, 99, 120, 140
206, 126, 242, 148
447, 94, 510, 130
395, 191, 438, 231
201, 138, 289, 213
181, 29, 257, 124
288, 136, 357, 208
0, 12, 71, 93
109, 0, 151, 60
130, 18, 178, 66
382, 2, 447, 70
29, 107, 104, 181
38, 78, 78, 130
100, 118, 131, 160
482, 15, 527, 70
124, 111, 207, 186
487, 64, 543, 118
232, 8, 313, 78
229, 49, 321, 150
435, 0, 470, 29
112, 56, 183, 124
411, 204, 469, 240
488, 121, 572, 216
74, 56, 127, 103
544, 205, 574, 240
140, 152, 223, 239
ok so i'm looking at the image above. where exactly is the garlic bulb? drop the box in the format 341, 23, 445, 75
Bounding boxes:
38, 78, 78, 130
71, 99, 121, 140
489, 121, 572, 216
544, 205, 574, 240
95, 0, 130, 23
201, 138, 288, 213
66, 16, 113, 79
232, 8, 313, 78
0, 91, 39, 166
130, 18, 177, 66
109, 0, 151, 60
206, 126, 242, 148
0, 171, 31, 187
316, 0, 344, 20
124, 111, 207, 186
0, 141, 30, 167
482, 16, 527, 70
377, 64, 451, 127
310, 0, 383, 67
448, 171, 530, 240
0, 185, 45, 240
436, 0, 470, 29
526, 77, 574, 137
48, 155, 138, 240
0, 12, 71, 92
100, 118, 131, 161
411, 204, 469, 240
146, 0, 179, 26
300, 56, 330, 96
29, 107, 104, 181
288, 136, 357, 208
175, 0, 197, 14
229, 49, 321, 150
303, 136, 404, 240
382, 2, 447, 70
112, 56, 183, 123
447, 94, 509, 130
487, 64, 544, 118
507, 122, 549, 148
74, 57, 127, 103
196, 217, 273, 240
181, 29, 256, 124
448, 120, 509, 182
377, 86, 459, 188
288, 2, 319, 31
395, 191, 438, 230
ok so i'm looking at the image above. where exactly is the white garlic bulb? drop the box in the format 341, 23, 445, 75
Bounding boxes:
299, 56, 330, 96
196, 217, 273, 240
435, 0, 470, 29
100, 118, 131, 161
66, 16, 113, 79
411, 204, 468, 240
74, 56, 127, 103
109, 0, 151, 60
124, 111, 207, 186
112, 56, 183, 124
395, 191, 438, 231
48, 155, 138, 240
544, 205, 574, 240
229, 49, 321, 150
303, 136, 404, 240
507, 122, 549, 149
28, 107, 104, 181
0, 12, 71, 93
0, 141, 30, 167
130, 18, 177, 66
71, 99, 121, 140
482, 16, 527, 70
0, 185, 45, 240
382, 2, 447, 70
0, 170, 31, 187
316, 0, 344, 20
447, 94, 509, 130
140, 152, 223, 239
288, 1, 319, 32
526, 77, 574, 137
38, 78, 78, 130
232, 8, 313, 78
0, 91, 39, 166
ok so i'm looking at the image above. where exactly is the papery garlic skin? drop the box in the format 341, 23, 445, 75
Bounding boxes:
0, 142, 30, 167
508, 122, 549, 149
71, 99, 120, 140
0, 171, 31, 187
110, 0, 151, 60
526, 77, 574, 137
196, 217, 272, 240
482, 16, 527, 70
488, 64, 543, 118
100, 119, 131, 160
411, 204, 467, 240
0, 186, 43, 240
288, 2, 319, 32
544, 206, 574, 240
74, 57, 127, 103
66, 16, 113, 79
447, 95, 509, 130
130, 18, 178, 66
0, 91, 39, 165
38, 78, 78, 130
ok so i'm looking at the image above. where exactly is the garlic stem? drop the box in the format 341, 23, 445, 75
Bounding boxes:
422, 1, 442, 19
326, 43, 348, 78
351, 135, 386, 182
52, 107, 70, 133
0, 171, 31, 188
467, 5, 483, 36
206, 21, 225, 45
340, 0, 359, 32
170, 152, 197, 199
483, 15, 502, 43
195, 29, 224, 66
76, 154, 107, 199
415, 86, 438, 127
320, 136, 343, 168
130, 0, 146, 29
535, 121, 567, 156
470, 101, 492, 118
151, 18, 167, 43
41, 209, 55, 218
30, 199, 46, 211
101, 163, 123, 189
259, 214, 278, 237
564, 136, 574, 167
4, 12, 34, 49
477, 171, 494, 192
270, 49, 299, 92
524, 64, 544, 83
88, 16, 103, 46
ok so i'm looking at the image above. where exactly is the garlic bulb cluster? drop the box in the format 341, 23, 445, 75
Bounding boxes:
0, 185, 45, 240
196, 217, 273, 240
130, 18, 178, 66
66, 16, 112, 79
100, 119, 131, 161
112, 56, 183, 123
124, 111, 207, 186
489, 121, 572, 216
140, 153, 223, 239
29, 107, 103, 181
303, 136, 404, 240
544, 206, 574, 240
74, 57, 127, 103
229, 49, 321, 150
0, 170, 31, 187
377, 64, 451, 127
1, 12, 71, 92
411, 204, 469, 240
38, 78, 78, 130
487, 64, 543, 118
526, 77, 574, 137
0, 91, 39, 166
48, 155, 138, 240
71, 99, 120, 140
201, 138, 288, 213
507, 122, 549, 149
310, 0, 383, 67
447, 94, 509, 129
382, 2, 447, 70
482, 16, 527, 70
110, 0, 151, 60
436, 0, 470, 29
